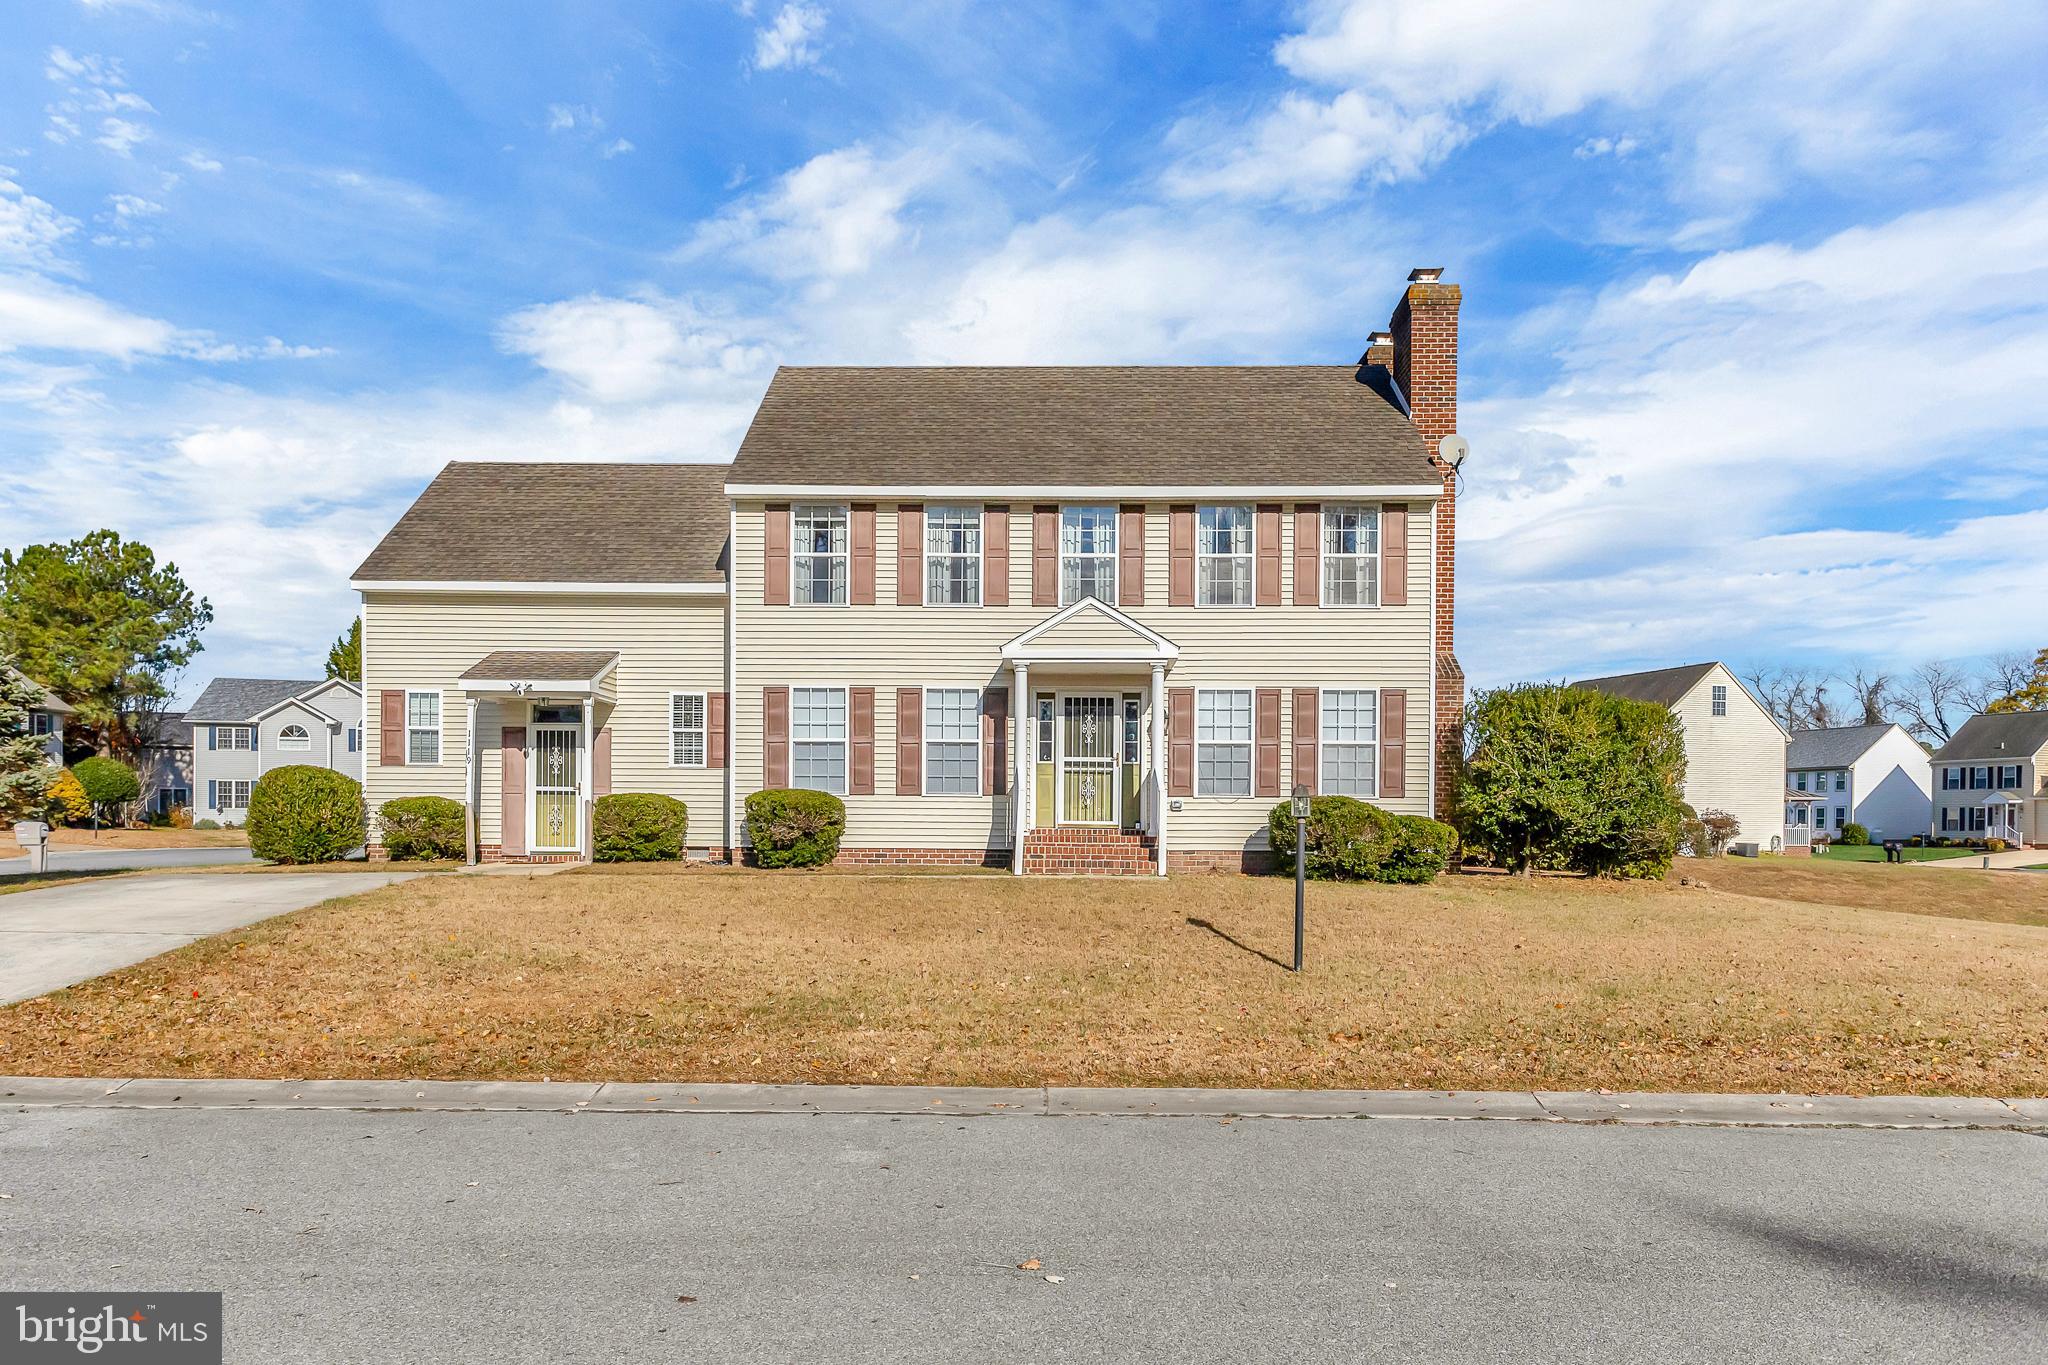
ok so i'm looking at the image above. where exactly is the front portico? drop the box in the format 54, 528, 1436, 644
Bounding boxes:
455, 649, 621, 864
1000, 599, 1178, 876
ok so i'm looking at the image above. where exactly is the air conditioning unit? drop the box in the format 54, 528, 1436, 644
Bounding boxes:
1729, 841, 1760, 858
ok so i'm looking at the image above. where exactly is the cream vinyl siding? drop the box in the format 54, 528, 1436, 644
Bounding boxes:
1671, 664, 1787, 851
1031, 610, 1157, 653
732, 500, 1437, 853
361, 592, 728, 851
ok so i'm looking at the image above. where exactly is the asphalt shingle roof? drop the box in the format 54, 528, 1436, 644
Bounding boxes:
1570, 663, 1719, 709
354, 462, 731, 585
727, 365, 1437, 488
1933, 710, 2048, 762
1787, 723, 1900, 769
459, 650, 620, 681
185, 679, 322, 723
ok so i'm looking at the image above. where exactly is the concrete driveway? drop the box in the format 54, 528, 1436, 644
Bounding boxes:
0, 871, 417, 1005
0, 845, 257, 876
1913, 847, 2045, 871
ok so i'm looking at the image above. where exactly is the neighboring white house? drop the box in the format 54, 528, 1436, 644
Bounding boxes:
186, 677, 364, 824
1785, 722, 1932, 843
1930, 709, 2048, 848
1573, 662, 1789, 854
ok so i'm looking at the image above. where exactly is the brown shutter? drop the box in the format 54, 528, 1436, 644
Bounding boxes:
983, 505, 1009, 606
500, 726, 526, 857
1256, 504, 1283, 606
1256, 688, 1282, 797
1168, 505, 1195, 606
1380, 688, 1407, 799
896, 688, 923, 795
763, 504, 791, 606
850, 503, 876, 606
1119, 505, 1146, 606
379, 689, 405, 766
982, 686, 1008, 797
707, 692, 727, 769
1292, 689, 1318, 794
849, 687, 875, 794
1168, 687, 1195, 797
1382, 503, 1408, 607
762, 686, 789, 787
896, 504, 923, 606
1293, 504, 1320, 606
1032, 505, 1058, 606
592, 725, 612, 798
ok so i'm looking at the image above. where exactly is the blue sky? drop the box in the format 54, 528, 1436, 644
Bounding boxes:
3, 0, 2045, 704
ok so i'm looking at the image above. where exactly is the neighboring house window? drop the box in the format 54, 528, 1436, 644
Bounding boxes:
29, 712, 53, 736
221, 780, 251, 810
670, 692, 707, 767
1059, 505, 1117, 605
1971, 807, 1987, 832
791, 686, 847, 794
923, 688, 980, 795
405, 691, 442, 765
793, 504, 849, 606
1791, 805, 1807, 827
1795, 772, 1808, 792
1196, 505, 1253, 607
1320, 689, 1379, 798
925, 506, 982, 606
214, 725, 252, 751
1941, 766, 1962, 790
1998, 764, 2021, 788
278, 723, 311, 752
1195, 689, 1252, 797
166, 786, 189, 809
1834, 807, 1846, 829
1711, 685, 1728, 716
347, 727, 359, 753
1834, 771, 1847, 792
1971, 766, 1989, 789
1321, 505, 1379, 607
1036, 695, 1054, 763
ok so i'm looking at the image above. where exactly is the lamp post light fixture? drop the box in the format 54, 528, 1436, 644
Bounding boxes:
1290, 783, 1310, 972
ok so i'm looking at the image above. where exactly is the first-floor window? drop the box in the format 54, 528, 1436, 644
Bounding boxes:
406, 691, 441, 764
1196, 689, 1252, 796
1321, 689, 1379, 798
1790, 805, 1807, 827
278, 723, 311, 752
219, 780, 251, 810
1122, 695, 1141, 765
792, 686, 847, 794
1834, 807, 1846, 828
671, 692, 707, 767
1942, 808, 1955, 831
924, 688, 980, 795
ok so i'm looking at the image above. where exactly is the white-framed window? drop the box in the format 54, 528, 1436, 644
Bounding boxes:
214, 725, 252, 751
221, 779, 251, 810
1941, 766, 1962, 790
1321, 505, 1379, 607
29, 711, 54, 736
347, 727, 359, 753
793, 503, 849, 606
1060, 505, 1117, 605
791, 686, 847, 794
923, 688, 980, 795
1197, 504, 1253, 607
1320, 689, 1379, 798
1971, 766, 1990, 789
1795, 772, 1808, 792
925, 505, 982, 606
278, 723, 311, 752
1711, 684, 1728, 716
670, 692, 707, 767
405, 690, 442, 765
1036, 694, 1054, 763
1834, 771, 1847, 792
1998, 764, 2021, 788
1195, 688, 1253, 797
1122, 695, 1142, 765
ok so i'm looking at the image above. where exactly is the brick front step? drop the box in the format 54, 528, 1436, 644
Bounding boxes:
1022, 828, 1157, 876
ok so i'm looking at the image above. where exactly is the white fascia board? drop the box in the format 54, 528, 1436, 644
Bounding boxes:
249, 684, 356, 725
350, 579, 727, 596
458, 679, 607, 696
1003, 649, 1180, 664
726, 484, 1446, 500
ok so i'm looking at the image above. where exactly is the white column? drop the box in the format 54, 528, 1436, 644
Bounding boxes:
1011, 662, 1029, 875
463, 698, 479, 866
1149, 662, 1167, 876
579, 702, 593, 862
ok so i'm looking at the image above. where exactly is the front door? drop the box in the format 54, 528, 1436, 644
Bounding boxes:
531, 722, 582, 852
1057, 694, 1119, 826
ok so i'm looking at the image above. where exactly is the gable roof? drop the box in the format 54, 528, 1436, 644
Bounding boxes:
140, 711, 191, 749
1570, 663, 1719, 709
1933, 709, 2048, 762
185, 678, 324, 723
10, 669, 71, 714
1001, 598, 1178, 662
250, 678, 361, 724
728, 366, 1439, 492
1787, 723, 1903, 769
353, 462, 731, 586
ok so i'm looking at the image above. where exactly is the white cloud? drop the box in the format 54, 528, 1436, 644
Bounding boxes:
182, 151, 222, 173
0, 171, 79, 270
498, 292, 775, 405
1573, 136, 1639, 160
600, 138, 635, 159
44, 46, 158, 156
0, 271, 179, 358
752, 3, 827, 71
545, 103, 601, 133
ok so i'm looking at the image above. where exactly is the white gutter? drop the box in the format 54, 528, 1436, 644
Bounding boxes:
350, 579, 727, 596
725, 484, 1446, 500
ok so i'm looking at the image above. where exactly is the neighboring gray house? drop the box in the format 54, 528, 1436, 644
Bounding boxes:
15, 670, 71, 765
1785, 722, 1931, 844
1931, 709, 2048, 847
136, 711, 194, 817
186, 677, 364, 824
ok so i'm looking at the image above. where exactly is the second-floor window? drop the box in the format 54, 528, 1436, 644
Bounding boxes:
1998, 763, 2021, 789
1197, 505, 1252, 607
1971, 766, 1990, 789
214, 725, 252, 751
1711, 685, 1728, 716
925, 505, 981, 606
278, 724, 311, 752
1834, 771, 1847, 792
793, 504, 848, 606
1941, 766, 1962, 790
1060, 505, 1116, 605
1795, 772, 1808, 791
29, 712, 53, 736
1321, 505, 1379, 607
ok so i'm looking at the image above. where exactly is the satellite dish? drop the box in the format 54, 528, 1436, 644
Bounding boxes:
1440, 433, 1470, 469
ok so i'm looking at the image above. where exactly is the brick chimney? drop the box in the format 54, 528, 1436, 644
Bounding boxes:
1387, 267, 1463, 816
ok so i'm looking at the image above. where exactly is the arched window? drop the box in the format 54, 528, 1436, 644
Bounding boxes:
278, 723, 311, 752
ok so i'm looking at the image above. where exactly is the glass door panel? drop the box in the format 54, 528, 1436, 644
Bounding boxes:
533, 725, 580, 851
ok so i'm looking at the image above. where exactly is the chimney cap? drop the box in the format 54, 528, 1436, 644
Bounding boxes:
1407, 267, 1445, 283
1366, 330, 1393, 346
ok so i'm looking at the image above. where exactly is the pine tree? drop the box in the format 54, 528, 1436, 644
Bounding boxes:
0, 659, 57, 822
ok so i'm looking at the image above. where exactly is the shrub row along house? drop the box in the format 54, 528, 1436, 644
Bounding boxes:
352, 268, 1468, 873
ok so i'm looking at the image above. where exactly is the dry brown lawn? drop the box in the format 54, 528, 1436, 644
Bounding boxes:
3, 860, 2044, 1095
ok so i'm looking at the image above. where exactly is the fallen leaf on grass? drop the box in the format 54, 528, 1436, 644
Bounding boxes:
1328, 1030, 1363, 1046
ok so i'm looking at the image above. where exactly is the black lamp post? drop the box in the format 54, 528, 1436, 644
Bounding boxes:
1290, 783, 1310, 972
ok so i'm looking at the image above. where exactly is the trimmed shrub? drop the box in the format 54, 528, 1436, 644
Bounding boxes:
72, 755, 140, 817
745, 788, 845, 868
1986, 837, 2008, 853
1266, 797, 1453, 883
45, 768, 90, 824
166, 804, 193, 829
1839, 822, 1870, 846
378, 795, 466, 861
193, 818, 220, 830
594, 793, 689, 862
245, 765, 364, 864
1678, 807, 1741, 858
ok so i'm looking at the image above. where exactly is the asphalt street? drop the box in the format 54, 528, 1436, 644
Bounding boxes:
0, 846, 256, 876
1, 1106, 2041, 1362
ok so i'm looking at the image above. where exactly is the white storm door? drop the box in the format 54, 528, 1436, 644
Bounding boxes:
1057, 694, 1119, 826
531, 724, 582, 852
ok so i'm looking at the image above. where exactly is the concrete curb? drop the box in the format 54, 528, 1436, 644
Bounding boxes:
3, 1077, 2042, 1130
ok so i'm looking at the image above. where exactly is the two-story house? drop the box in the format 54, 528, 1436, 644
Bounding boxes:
186, 677, 365, 824
1784, 722, 1930, 842
1931, 710, 2048, 846
352, 267, 1465, 873
14, 671, 70, 765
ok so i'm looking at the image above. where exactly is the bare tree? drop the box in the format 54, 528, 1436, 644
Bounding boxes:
1844, 667, 1893, 726
1961, 650, 2035, 714
1894, 660, 1972, 743
1742, 665, 1834, 731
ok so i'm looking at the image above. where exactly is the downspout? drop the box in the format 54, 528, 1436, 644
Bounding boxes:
726, 501, 738, 863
